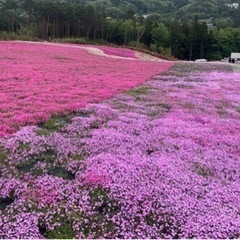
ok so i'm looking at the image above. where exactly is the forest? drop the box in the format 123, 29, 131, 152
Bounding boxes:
1, 0, 240, 60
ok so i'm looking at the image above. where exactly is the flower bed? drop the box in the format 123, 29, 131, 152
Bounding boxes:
0, 62, 240, 238
0, 41, 173, 136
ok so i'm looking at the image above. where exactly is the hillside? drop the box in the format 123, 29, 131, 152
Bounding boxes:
1, 0, 240, 60
74, 0, 240, 21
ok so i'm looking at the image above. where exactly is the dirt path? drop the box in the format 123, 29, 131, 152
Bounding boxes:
135, 51, 167, 61
231, 63, 240, 72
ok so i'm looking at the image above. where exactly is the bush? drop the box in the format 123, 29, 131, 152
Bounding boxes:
0, 31, 17, 40
53, 37, 87, 44
74, 37, 87, 44
0, 30, 38, 41
17, 35, 39, 41
127, 41, 146, 49
149, 43, 158, 52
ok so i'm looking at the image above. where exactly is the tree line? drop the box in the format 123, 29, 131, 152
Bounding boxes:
0, 0, 240, 60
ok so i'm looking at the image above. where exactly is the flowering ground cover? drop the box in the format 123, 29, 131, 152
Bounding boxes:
0, 41, 172, 137
0, 62, 240, 238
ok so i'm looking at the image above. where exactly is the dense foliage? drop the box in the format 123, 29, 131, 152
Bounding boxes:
0, 0, 240, 59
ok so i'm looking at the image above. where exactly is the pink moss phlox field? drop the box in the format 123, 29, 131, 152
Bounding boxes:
0, 62, 240, 238
0, 41, 173, 137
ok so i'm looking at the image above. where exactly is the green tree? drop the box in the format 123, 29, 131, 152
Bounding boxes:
233, 6, 240, 27
105, 7, 125, 19
215, 17, 234, 29
151, 22, 170, 52
211, 28, 234, 59
2, 0, 19, 32
169, 20, 186, 59
141, 19, 154, 48
122, 19, 135, 45
19, 0, 34, 28
88, 0, 112, 16
105, 19, 124, 44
